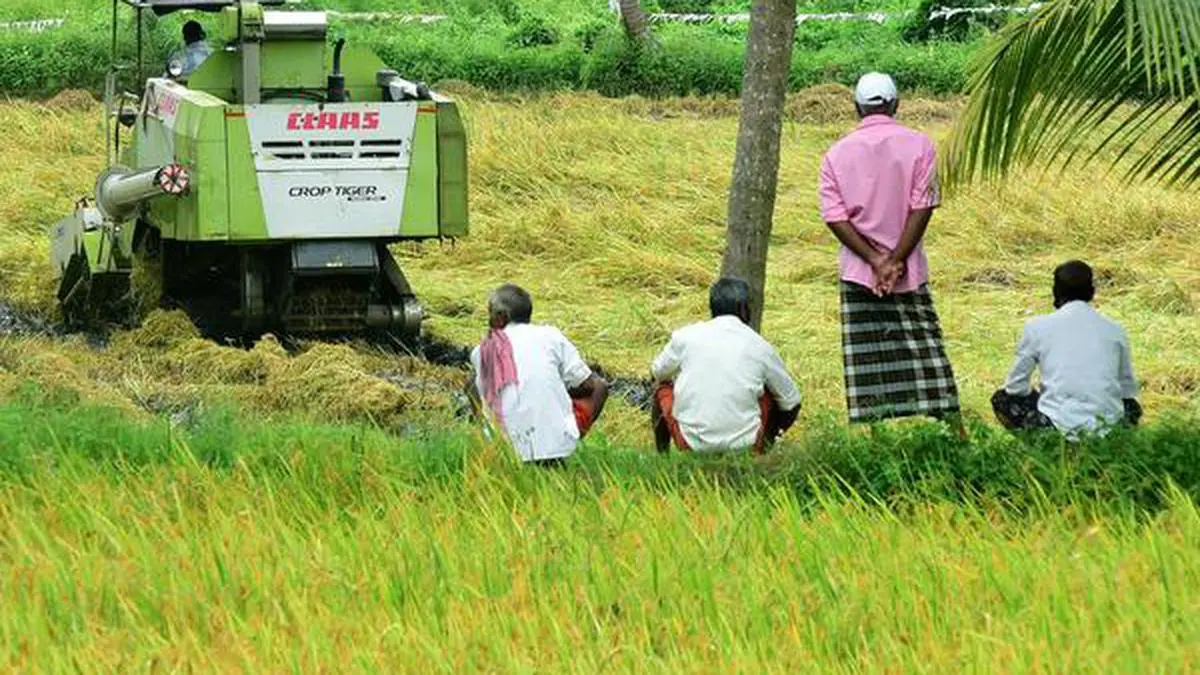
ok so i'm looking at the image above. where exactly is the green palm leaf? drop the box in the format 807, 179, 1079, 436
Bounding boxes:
944, 0, 1200, 189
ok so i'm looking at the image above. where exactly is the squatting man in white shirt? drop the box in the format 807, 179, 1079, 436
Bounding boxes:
992, 260, 1142, 438
468, 284, 609, 467
650, 278, 802, 454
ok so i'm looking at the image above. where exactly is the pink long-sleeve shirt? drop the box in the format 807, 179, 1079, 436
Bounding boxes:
818, 115, 941, 293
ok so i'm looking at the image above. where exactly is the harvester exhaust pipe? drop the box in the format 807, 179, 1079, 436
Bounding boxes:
95, 164, 190, 222
327, 38, 347, 103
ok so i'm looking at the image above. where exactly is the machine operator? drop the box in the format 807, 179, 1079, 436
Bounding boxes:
170, 20, 213, 78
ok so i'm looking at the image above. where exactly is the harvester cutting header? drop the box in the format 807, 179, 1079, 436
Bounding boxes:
51, 0, 469, 340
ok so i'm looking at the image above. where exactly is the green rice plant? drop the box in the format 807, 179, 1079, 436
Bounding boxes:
1, 395, 1199, 671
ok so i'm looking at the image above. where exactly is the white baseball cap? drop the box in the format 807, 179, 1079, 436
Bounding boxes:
854, 72, 898, 106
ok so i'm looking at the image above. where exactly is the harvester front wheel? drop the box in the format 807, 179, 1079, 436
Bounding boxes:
56, 253, 135, 333
159, 240, 243, 340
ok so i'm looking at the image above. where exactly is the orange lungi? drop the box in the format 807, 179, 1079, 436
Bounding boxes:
654, 383, 773, 455
572, 396, 597, 438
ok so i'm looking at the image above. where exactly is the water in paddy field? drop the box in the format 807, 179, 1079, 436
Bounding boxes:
0, 302, 654, 418
0, 302, 48, 337
413, 335, 655, 411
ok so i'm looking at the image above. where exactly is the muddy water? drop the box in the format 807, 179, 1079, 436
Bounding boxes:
3, 306, 655, 415
416, 336, 654, 411
0, 303, 49, 337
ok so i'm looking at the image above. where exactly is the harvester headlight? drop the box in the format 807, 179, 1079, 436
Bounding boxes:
167, 58, 185, 79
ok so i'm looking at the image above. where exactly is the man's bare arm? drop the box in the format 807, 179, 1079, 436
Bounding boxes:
869, 207, 935, 294
890, 207, 934, 266
768, 406, 800, 442
568, 374, 610, 421
825, 220, 882, 265
826, 220, 893, 295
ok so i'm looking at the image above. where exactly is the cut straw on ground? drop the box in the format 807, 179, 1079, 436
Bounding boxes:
0, 90, 1195, 446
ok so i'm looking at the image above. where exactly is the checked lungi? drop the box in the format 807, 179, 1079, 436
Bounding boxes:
840, 281, 961, 423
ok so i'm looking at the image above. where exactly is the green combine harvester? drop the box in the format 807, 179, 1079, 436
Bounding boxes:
50, 0, 468, 340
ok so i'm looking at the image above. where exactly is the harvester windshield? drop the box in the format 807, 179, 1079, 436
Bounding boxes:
111, 1, 290, 79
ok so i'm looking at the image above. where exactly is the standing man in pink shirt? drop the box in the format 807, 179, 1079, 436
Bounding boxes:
818, 72, 964, 433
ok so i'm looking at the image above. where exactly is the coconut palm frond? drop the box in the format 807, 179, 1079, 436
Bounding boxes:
944, 0, 1200, 189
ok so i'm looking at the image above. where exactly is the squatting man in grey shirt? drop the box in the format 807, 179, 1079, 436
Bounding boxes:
992, 260, 1142, 438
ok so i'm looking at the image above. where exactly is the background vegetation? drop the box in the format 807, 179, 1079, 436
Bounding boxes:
0, 0, 1007, 98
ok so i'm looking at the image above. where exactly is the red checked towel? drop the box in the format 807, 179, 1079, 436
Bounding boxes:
478, 327, 519, 426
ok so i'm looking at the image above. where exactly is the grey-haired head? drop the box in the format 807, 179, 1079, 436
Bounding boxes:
488, 283, 533, 329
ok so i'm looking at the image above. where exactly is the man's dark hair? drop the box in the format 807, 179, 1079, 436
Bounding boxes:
855, 100, 898, 119
489, 283, 533, 324
1053, 260, 1095, 306
183, 20, 206, 44
709, 277, 751, 320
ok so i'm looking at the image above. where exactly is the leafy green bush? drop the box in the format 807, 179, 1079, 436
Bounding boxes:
374, 32, 584, 92
0, 28, 111, 96
795, 19, 893, 51
652, 0, 718, 12
494, 0, 524, 25
901, 0, 1010, 43
582, 28, 745, 96
574, 19, 613, 54
506, 15, 561, 48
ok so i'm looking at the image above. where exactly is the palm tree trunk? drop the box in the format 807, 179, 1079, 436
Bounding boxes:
617, 0, 654, 45
720, 0, 796, 331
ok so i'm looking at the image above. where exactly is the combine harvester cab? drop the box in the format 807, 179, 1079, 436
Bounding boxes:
50, 0, 468, 340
